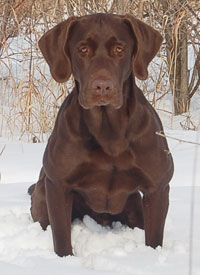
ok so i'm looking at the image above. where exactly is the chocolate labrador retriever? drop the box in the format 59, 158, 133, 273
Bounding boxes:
28, 13, 174, 257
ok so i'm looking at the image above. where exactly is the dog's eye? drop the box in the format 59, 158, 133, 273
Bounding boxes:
114, 46, 124, 55
79, 46, 88, 54
116, 46, 123, 53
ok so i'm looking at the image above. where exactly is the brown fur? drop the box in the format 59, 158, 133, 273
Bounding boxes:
28, 13, 174, 257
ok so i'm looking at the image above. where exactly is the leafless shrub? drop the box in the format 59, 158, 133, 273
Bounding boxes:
0, 0, 199, 141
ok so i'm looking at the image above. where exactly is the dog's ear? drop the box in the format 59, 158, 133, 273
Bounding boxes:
38, 17, 77, 83
124, 15, 163, 80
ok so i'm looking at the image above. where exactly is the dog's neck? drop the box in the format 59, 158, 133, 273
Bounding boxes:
80, 74, 139, 156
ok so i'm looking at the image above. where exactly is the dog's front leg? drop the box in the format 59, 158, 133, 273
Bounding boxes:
45, 177, 73, 257
143, 184, 170, 249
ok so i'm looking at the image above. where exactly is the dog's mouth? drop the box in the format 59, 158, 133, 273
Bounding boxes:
78, 89, 123, 110
93, 95, 115, 107
78, 94, 123, 109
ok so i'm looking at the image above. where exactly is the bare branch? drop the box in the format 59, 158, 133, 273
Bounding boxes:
156, 131, 200, 146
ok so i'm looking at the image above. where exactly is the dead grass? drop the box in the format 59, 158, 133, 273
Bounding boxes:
0, 0, 199, 141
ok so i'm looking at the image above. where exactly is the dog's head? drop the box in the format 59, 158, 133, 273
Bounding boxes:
39, 14, 162, 109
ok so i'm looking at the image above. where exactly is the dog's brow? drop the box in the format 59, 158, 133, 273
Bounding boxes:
105, 37, 126, 48
78, 36, 97, 44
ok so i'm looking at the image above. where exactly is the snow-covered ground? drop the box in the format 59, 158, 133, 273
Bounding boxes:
0, 128, 199, 275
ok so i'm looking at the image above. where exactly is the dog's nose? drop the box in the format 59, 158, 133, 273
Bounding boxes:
92, 79, 114, 95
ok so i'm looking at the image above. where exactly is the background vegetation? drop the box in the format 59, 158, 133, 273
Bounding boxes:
0, 0, 200, 141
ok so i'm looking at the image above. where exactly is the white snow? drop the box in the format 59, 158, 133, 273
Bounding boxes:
0, 128, 200, 275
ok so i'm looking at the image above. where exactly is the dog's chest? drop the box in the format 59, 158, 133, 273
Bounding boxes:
74, 169, 139, 214
66, 149, 146, 214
